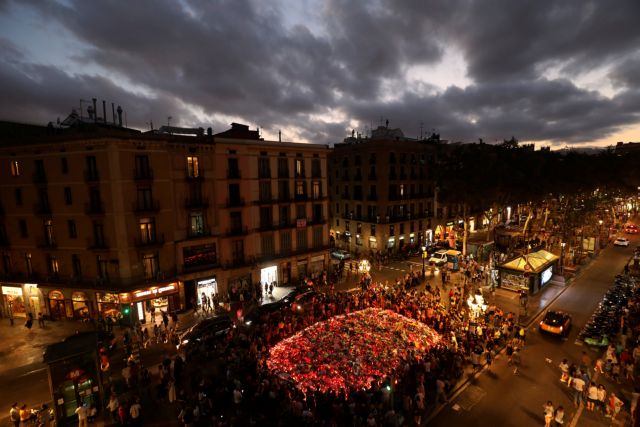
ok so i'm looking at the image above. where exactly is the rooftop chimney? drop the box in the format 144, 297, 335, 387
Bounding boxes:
92, 98, 97, 123
117, 106, 123, 127
112, 103, 116, 125
102, 100, 106, 123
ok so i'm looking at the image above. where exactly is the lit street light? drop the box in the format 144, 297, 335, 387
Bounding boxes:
421, 245, 427, 278
560, 242, 566, 274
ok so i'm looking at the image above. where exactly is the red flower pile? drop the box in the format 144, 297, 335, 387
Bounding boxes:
267, 308, 441, 396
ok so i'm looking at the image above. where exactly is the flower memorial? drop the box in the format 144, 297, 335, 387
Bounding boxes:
267, 308, 441, 396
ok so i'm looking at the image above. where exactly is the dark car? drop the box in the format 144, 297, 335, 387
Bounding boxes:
291, 291, 319, 314
280, 286, 314, 308
539, 310, 571, 336
243, 301, 284, 327
177, 316, 233, 350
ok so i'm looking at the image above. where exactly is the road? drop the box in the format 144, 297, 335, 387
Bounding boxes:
429, 235, 638, 427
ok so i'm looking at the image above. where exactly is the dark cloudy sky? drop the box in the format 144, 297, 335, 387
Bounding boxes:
1, 0, 640, 148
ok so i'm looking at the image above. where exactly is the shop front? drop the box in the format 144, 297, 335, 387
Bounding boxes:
48, 290, 67, 320
309, 255, 325, 278
260, 266, 277, 287
279, 261, 291, 286
95, 292, 120, 320
124, 282, 181, 324
24, 283, 43, 318
196, 277, 218, 308
498, 249, 559, 295
2, 285, 27, 318
71, 292, 92, 320
296, 259, 308, 281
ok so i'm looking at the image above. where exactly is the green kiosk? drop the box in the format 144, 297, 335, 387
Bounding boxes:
43, 332, 103, 425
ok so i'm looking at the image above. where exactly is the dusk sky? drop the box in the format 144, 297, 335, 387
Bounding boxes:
1, 0, 640, 148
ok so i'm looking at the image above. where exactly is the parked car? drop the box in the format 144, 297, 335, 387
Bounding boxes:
330, 249, 352, 260
177, 316, 233, 350
280, 286, 314, 308
614, 237, 630, 247
539, 310, 571, 336
292, 291, 319, 313
625, 224, 639, 234
428, 250, 448, 266
243, 301, 284, 327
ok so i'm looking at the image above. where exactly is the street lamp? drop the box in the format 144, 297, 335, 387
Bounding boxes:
421, 245, 426, 278
467, 293, 488, 320
560, 242, 566, 274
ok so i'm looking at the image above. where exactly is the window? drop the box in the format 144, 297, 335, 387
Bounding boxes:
135, 155, 151, 178
259, 181, 271, 202
35, 159, 46, 181
280, 231, 292, 253
230, 211, 243, 231
389, 152, 396, 164
279, 206, 290, 227
345, 221, 350, 232
371, 224, 376, 235
97, 255, 109, 279
258, 157, 271, 179
296, 229, 307, 250
228, 183, 241, 204
68, 220, 77, 239
313, 226, 323, 248
400, 184, 405, 197
139, 218, 156, 243
232, 240, 244, 262
313, 204, 322, 222
400, 223, 405, 235
295, 181, 305, 197
357, 223, 362, 234
189, 212, 205, 236
278, 157, 289, 178
369, 153, 377, 164
10, 160, 20, 177
311, 158, 321, 178
72, 254, 82, 278
227, 158, 240, 178
312, 181, 321, 199
278, 180, 290, 201
25, 253, 32, 276
47, 255, 59, 275
296, 204, 306, 220
89, 187, 102, 210
187, 156, 200, 178
261, 234, 275, 256
14, 188, 22, 206
295, 158, 305, 178
335, 203, 340, 215
64, 187, 73, 205
2, 254, 12, 274
136, 187, 153, 209
390, 225, 395, 236
61, 157, 68, 174
93, 221, 105, 246
38, 188, 50, 212
86, 156, 98, 180
19, 219, 28, 238
260, 207, 273, 228
142, 253, 159, 279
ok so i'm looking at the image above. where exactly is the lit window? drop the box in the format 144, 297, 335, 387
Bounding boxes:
10, 160, 20, 177
187, 156, 199, 178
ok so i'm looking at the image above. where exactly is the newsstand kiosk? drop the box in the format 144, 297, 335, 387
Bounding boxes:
43, 332, 103, 425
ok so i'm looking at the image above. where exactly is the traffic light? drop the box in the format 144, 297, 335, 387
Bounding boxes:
122, 304, 131, 317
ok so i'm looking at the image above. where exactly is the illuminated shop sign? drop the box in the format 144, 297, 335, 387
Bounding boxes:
132, 283, 177, 300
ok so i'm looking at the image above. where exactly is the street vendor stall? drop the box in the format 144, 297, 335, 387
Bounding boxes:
497, 249, 559, 295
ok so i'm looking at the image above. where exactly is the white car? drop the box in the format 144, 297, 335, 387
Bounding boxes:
614, 237, 630, 247
428, 250, 448, 266
331, 249, 352, 260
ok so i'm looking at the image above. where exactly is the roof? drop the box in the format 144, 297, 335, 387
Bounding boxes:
43, 332, 98, 363
499, 249, 559, 273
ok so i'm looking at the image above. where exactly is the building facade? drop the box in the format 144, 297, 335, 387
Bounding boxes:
0, 121, 330, 323
329, 126, 438, 256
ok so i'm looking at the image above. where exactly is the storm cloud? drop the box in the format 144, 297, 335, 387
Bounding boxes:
0, 0, 639, 146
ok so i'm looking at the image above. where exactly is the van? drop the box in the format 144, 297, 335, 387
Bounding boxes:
428, 250, 448, 266
429, 249, 462, 269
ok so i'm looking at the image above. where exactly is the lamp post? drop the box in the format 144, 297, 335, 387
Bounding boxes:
598, 219, 603, 249
421, 245, 426, 278
560, 242, 566, 274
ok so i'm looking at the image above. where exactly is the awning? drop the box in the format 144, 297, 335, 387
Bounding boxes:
499, 249, 558, 273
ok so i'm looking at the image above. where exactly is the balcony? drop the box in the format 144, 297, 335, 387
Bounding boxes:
134, 233, 165, 247
276, 220, 294, 229
277, 170, 289, 179
227, 169, 241, 179
185, 170, 204, 181
367, 194, 378, 201
293, 194, 308, 201
253, 196, 275, 205
134, 168, 154, 181
84, 170, 100, 182
132, 200, 160, 213
225, 197, 245, 208
309, 217, 327, 225
85, 201, 105, 215
185, 197, 209, 209
277, 194, 292, 203
34, 204, 52, 216
257, 222, 275, 232
225, 226, 249, 236
37, 238, 58, 249
187, 227, 212, 239
32, 172, 47, 184
87, 238, 109, 250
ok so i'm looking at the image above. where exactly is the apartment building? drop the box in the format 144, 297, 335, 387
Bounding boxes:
0, 120, 329, 323
329, 126, 438, 255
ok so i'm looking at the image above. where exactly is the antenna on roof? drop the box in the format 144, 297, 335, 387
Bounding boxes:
278, 130, 282, 142
167, 116, 172, 127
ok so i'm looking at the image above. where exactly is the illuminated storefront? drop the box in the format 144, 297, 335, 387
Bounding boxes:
48, 290, 67, 320
498, 249, 559, 295
96, 292, 120, 319
71, 292, 91, 319
196, 277, 218, 307
123, 282, 181, 324
2, 285, 26, 318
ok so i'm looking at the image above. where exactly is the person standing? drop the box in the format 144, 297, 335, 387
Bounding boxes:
129, 397, 142, 427
572, 373, 586, 408
75, 402, 88, 427
586, 382, 598, 411
554, 406, 565, 426
9, 403, 20, 427
543, 401, 554, 427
